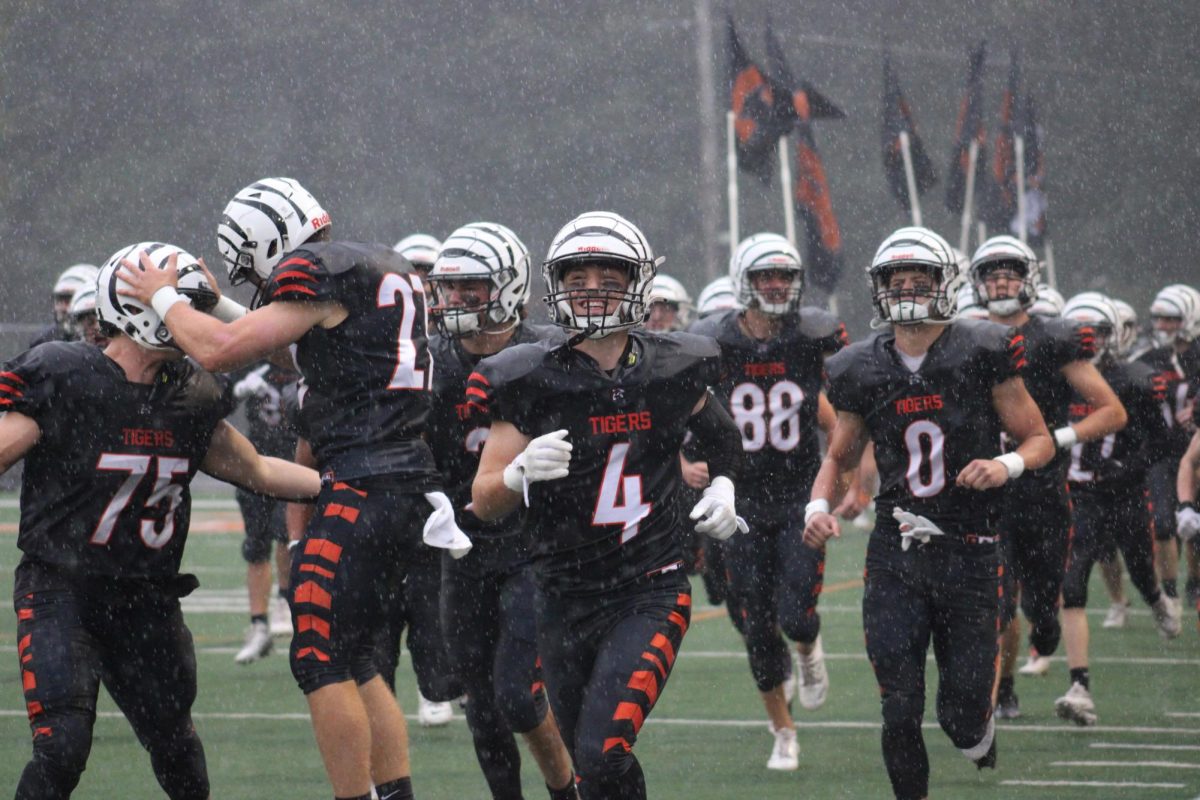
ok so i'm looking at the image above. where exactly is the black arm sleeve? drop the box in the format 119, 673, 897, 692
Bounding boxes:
686, 390, 744, 483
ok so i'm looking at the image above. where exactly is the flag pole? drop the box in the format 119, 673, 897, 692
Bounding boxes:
726, 110, 739, 258
959, 139, 979, 255
1043, 239, 1057, 289
899, 130, 922, 226
1015, 134, 1027, 243
778, 135, 797, 248
977, 221, 987, 245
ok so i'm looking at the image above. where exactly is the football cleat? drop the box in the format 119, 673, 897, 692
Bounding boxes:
1152, 595, 1182, 640
234, 620, 273, 664
418, 693, 454, 727
1055, 682, 1097, 726
269, 595, 293, 636
994, 688, 1021, 720
973, 738, 998, 770
1101, 601, 1130, 629
766, 724, 799, 771
796, 636, 829, 710
1018, 649, 1052, 676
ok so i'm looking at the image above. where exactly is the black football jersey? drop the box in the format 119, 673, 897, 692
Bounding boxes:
1136, 346, 1192, 461
0, 342, 233, 578
689, 307, 847, 498
826, 320, 1023, 540
476, 329, 719, 596
1067, 358, 1168, 495
428, 323, 562, 538
1001, 314, 1097, 489
261, 241, 438, 485
230, 361, 299, 459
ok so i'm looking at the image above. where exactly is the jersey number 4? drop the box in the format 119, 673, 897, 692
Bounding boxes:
377, 273, 432, 390
592, 442, 652, 543
92, 454, 189, 549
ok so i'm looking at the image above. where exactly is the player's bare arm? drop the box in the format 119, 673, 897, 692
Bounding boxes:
116, 250, 341, 372
472, 419, 532, 521
286, 436, 318, 548
0, 411, 41, 475
1059, 359, 1128, 444
956, 375, 1054, 490
817, 391, 858, 508
804, 410, 869, 548
200, 420, 321, 501
1177, 429, 1200, 504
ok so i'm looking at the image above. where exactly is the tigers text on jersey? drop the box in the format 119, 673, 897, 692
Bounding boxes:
826, 320, 1023, 540
1066, 358, 1169, 495
1004, 315, 1096, 488
428, 323, 561, 538
689, 307, 846, 497
261, 240, 438, 485
0, 342, 232, 578
475, 329, 719, 596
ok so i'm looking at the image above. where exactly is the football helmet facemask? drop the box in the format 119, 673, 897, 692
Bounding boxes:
696, 275, 738, 318
1149, 284, 1200, 346
1063, 292, 1120, 362
394, 233, 441, 274
217, 177, 330, 294
427, 223, 530, 337
730, 233, 804, 316
969, 235, 1041, 315
868, 227, 962, 327
645, 274, 694, 331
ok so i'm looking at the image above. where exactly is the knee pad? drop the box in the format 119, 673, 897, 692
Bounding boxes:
494, 677, 547, 734
575, 737, 636, 789
241, 535, 271, 564
880, 690, 924, 735
1028, 616, 1061, 656
941, 702, 994, 753
779, 607, 821, 645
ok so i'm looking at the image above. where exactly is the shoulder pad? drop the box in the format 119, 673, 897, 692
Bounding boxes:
796, 306, 847, 341
474, 339, 559, 390
686, 308, 737, 340
645, 329, 721, 359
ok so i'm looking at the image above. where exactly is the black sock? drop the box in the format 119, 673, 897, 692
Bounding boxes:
250, 613, 268, 626
1163, 578, 1178, 599
376, 776, 414, 800
548, 773, 577, 800
278, 586, 290, 600
1069, 667, 1090, 690
334, 795, 371, 800
997, 675, 1015, 698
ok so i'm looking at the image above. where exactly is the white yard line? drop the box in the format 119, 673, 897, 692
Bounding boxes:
1001, 780, 1185, 789
1051, 760, 1200, 769
1092, 743, 1200, 751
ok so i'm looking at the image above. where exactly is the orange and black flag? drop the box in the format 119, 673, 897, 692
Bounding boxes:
764, 19, 845, 293
727, 14, 792, 183
1016, 92, 1049, 246
881, 51, 937, 213
983, 48, 1021, 230
945, 40, 988, 215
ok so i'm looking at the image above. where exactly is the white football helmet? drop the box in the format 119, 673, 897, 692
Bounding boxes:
969, 235, 1041, 315
53, 263, 99, 298
542, 211, 660, 338
696, 276, 738, 318
427, 222, 530, 337
1029, 284, 1065, 317
955, 282, 989, 320
394, 233, 441, 274
868, 227, 962, 326
1110, 298, 1138, 357
1062, 292, 1120, 362
645, 274, 694, 331
217, 177, 330, 289
730, 233, 804, 315
1149, 284, 1200, 346
68, 284, 98, 318
96, 242, 215, 351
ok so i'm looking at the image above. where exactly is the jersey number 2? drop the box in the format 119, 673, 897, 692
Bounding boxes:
92, 454, 190, 549
377, 273, 431, 390
592, 442, 652, 544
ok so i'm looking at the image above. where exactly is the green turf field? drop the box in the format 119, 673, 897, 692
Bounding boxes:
1, 494, 1198, 798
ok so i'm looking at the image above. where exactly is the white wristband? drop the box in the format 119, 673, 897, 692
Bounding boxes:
211, 295, 249, 322
993, 452, 1026, 480
804, 499, 831, 524
150, 286, 191, 319
1053, 425, 1078, 450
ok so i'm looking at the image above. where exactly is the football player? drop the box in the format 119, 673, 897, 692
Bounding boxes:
471, 211, 746, 800
229, 360, 301, 663
804, 226, 1054, 800
969, 236, 1126, 713
1, 243, 320, 800
1054, 293, 1179, 726
1138, 285, 1200, 619
28, 263, 99, 348
117, 177, 468, 800
643, 273, 693, 332
65, 282, 109, 348
394, 233, 441, 277
689, 232, 849, 769
425, 221, 576, 798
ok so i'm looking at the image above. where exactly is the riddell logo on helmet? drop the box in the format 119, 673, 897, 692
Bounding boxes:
311, 213, 331, 230
576, 246, 605, 252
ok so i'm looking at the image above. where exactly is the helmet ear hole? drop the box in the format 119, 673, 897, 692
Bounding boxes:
267, 240, 278, 260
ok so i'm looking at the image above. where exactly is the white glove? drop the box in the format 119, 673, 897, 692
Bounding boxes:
1177, 504, 1200, 543
893, 507, 946, 551
233, 364, 271, 400
422, 492, 472, 559
502, 430, 573, 501
689, 476, 750, 541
